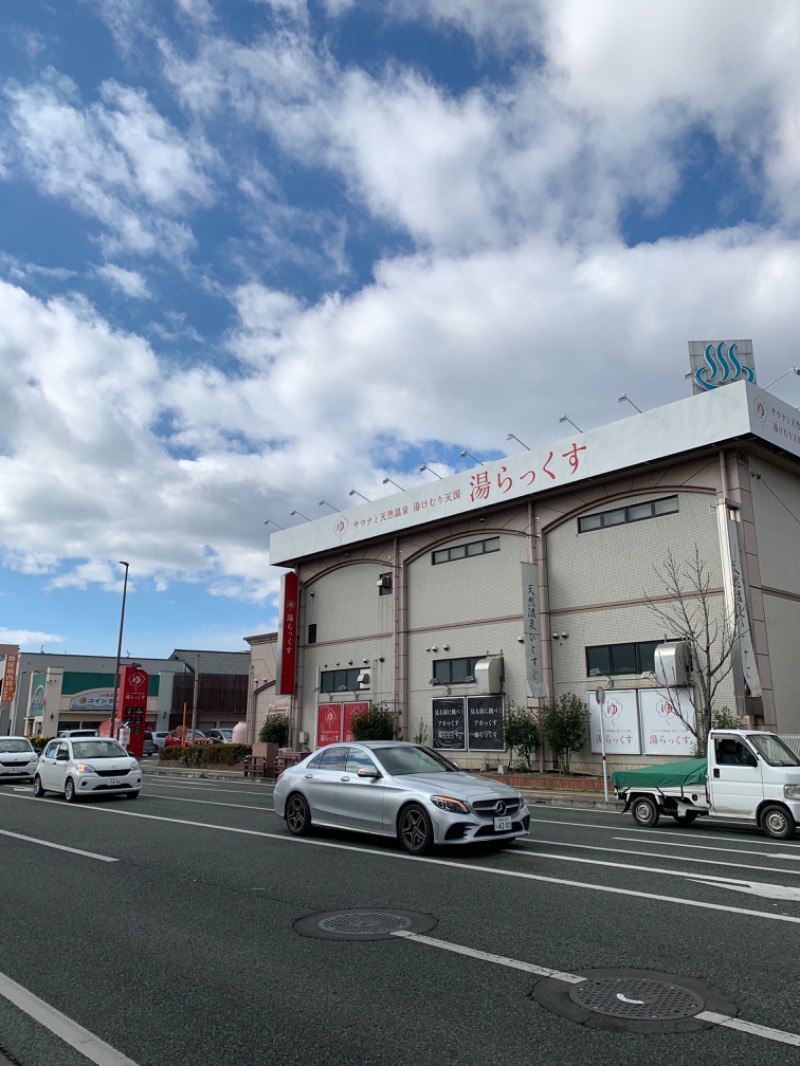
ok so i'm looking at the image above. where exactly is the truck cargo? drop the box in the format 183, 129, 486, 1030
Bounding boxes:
612, 730, 800, 839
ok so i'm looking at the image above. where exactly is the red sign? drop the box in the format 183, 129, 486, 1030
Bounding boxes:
317, 703, 343, 747
343, 701, 368, 742
276, 572, 299, 695
1, 653, 18, 702
118, 666, 149, 758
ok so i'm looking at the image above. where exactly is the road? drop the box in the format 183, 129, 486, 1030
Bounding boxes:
1, 776, 799, 1066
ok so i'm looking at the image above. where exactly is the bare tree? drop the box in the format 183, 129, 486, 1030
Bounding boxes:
645, 547, 737, 751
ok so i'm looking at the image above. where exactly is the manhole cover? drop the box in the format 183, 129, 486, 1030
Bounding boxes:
533, 967, 738, 1034
293, 908, 437, 941
569, 977, 705, 1020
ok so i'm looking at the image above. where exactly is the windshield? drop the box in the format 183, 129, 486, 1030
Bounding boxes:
0, 739, 34, 754
747, 734, 800, 767
73, 741, 128, 759
376, 745, 459, 776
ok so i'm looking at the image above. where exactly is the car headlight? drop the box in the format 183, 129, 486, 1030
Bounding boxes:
76, 763, 97, 773
784, 785, 800, 800
430, 795, 470, 814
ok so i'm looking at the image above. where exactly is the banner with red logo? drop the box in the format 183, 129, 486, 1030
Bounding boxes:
276, 572, 299, 695
317, 703, 342, 747
119, 666, 149, 757
343, 701, 368, 742
1, 653, 18, 702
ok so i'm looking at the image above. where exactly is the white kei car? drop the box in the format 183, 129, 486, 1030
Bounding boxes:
0, 737, 39, 783
34, 737, 142, 802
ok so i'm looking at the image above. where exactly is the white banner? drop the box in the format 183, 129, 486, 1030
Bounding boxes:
520, 562, 544, 698
639, 688, 696, 756
587, 689, 641, 755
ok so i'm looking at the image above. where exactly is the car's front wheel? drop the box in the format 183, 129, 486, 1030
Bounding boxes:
285, 793, 312, 836
761, 804, 795, 839
33, 774, 45, 797
64, 778, 77, 803
398, 803, 434, 855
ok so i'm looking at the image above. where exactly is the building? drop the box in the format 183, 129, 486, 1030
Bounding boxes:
265, 379, 800, 771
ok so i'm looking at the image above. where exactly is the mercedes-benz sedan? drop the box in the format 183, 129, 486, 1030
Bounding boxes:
34, 737, 142, 801
273, 741, 530, 855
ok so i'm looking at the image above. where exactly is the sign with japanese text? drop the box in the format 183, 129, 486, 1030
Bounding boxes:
119, 666, 148, 758
276, 571, 299, 695
467, 696, 505, 750
317, 703, 342, 747
343, 701, 368, 742
1, 652, 18, 702
70, 688, 116, 710
639, 688, 696, 755
587, 689, 641, 755
432, 697, 466, 750
520, 563, 544, 698
724, 513, 762, 698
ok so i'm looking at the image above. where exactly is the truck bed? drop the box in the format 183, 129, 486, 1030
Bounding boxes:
612, 758, 708, 791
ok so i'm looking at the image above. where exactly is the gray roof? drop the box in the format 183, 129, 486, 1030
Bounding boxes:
169, 649, 250, 675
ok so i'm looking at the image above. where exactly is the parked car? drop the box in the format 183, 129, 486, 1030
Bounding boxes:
143, 732, 158, 757
0, 736, 39, 783
151, 731, 170, 750
163, 730, 213, 747
34, 737, 142, 801
273, 741, 530, 855
206, 728, 234, 744
57, 729, 98, 738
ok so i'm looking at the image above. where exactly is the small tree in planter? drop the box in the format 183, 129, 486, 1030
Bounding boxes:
351, 703, 394, 740
259, 713, 289, 746
540, 693, 589, 774
504, 703, 539, 771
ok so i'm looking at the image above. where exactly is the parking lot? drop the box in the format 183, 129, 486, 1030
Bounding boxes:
1, 776, 799, 1065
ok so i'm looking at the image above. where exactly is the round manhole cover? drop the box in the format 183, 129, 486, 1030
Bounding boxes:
532, 967, 738, 1034
569, 977, 704, 1020
293, 908, 437, 941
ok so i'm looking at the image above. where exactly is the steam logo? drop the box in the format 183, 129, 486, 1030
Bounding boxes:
604, 700, 621, 720
333, 516, 348, 538
693, 342, 754, 391
752, 394, 768, 427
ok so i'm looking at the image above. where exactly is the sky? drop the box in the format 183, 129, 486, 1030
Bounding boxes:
2, 0, 800, 658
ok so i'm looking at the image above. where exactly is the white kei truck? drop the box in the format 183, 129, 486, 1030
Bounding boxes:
612, 729, 800, 839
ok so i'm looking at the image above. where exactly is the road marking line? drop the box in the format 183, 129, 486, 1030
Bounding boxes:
0, 829, 116, 862
620, 835, 800, 858
0, 970, 138, 1065
391, 933, 800, 1047
2, 793, 798, 923
529, 813, 800, 849
135, 795, 275, 812
144, 782, 274, 795
522, 837, 800, 876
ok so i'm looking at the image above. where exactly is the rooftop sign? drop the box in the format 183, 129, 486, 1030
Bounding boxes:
269, 381, 796, 566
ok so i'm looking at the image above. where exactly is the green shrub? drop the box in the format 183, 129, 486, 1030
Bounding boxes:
351, 702, 394, 740
259, 714, 289, 746
27, 735, 52, 753
540, 693, 589, 773
158, 743, 251, 765
504, 704, 539, 771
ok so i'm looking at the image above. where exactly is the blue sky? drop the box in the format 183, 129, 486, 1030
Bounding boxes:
2, 0, 800, 657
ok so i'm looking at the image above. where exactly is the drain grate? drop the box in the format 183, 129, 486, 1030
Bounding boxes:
569, 977, 705, 1020
533, 967, 738, 1034
293, 908, 437, 941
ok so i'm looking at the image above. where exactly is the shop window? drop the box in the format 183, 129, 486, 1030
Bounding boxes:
320, 668, 360, 692
432, 537, 500, 565
586, 640, 664, 676
578, 496, 678, 533
308, 624, 317, 644
433, 656, 484, 684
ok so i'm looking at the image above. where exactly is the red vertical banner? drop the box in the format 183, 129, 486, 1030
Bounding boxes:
119, 666, 149, 758
1, 653, 18, 702
276, 571, 299, 696
343, 701, 368, 742
317, 703, 342, 747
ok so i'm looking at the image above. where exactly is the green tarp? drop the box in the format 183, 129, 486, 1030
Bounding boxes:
611, 757, 708, 791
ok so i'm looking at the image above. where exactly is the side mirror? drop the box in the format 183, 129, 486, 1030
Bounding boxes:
56, 751, 69, 762
357, 767, 381, 779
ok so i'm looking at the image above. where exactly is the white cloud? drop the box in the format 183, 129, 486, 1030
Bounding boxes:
97, 263, 152, 298
0, 628, 63, 647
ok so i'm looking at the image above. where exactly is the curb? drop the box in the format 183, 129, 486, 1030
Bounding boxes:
140, 763, 623, 809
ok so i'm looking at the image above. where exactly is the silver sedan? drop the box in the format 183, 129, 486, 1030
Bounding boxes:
273, 741, 530, 855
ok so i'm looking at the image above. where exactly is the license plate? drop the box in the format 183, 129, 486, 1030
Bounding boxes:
494, 817, 513, 832
109, 778, 120, 786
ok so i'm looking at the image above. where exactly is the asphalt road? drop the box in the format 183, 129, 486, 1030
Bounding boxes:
1, 776, 800, 1066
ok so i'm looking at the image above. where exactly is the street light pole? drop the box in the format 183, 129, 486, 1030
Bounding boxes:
110, 561, 130, 741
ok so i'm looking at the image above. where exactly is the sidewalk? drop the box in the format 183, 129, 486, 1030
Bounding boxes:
139, 761, 622, 810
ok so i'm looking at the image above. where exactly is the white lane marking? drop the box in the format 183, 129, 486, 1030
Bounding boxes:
391, 932, 800, 1048
0, 829, 117, 863
0, 969, 139, 1065
620, 835, 800, 859
144, 782, 274, 796
390, 931, 584, 983
3, 792, 799, 923
522, 837, 800, 877
136, 795, 275, 812
697, 1012, 800, 1047
529, 814, 800, 851
515, 848, 800, 900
